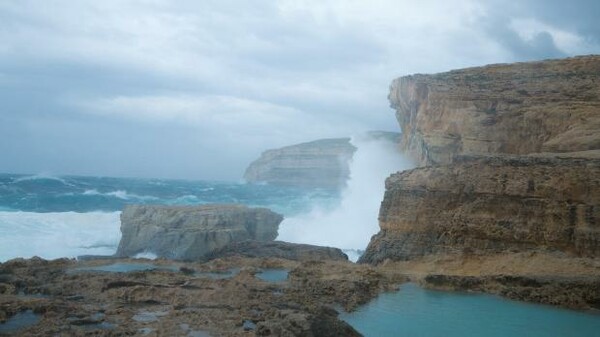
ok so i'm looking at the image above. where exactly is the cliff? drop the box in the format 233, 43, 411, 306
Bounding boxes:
116, 204, 283, 260
361, 154, 600, 263
243, 132, 401, 189
388, 55, 600, 166
244, 138, 356, 188
361, 56, 600, 306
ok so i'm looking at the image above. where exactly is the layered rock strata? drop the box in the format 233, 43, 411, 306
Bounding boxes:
244, 138, 357, 188
116, 204, 283, 260
362, 56, 600, 306
388, 55, 600, 166
361, 154, 600, 263
243, 132, 401, 189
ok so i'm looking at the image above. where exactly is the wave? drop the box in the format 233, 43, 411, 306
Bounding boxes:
277, 136, 415, 251
82, 189, 158, 201
167, 194, 202, 204
0, 211, 121, 262
12, 173, 74, 186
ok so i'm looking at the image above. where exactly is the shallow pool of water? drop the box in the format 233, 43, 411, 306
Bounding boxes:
0, 310, 41, 333
194, 268, 240, 279
70, 262, 179, 273
340, 283, 600, 337
256, 269, 289, 282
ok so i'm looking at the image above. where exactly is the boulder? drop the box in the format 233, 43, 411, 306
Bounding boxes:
116, 204, 283, 260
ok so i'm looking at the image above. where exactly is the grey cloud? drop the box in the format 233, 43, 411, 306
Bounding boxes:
0, 0, 599, 180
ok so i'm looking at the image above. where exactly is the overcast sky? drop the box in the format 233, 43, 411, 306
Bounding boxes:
1, 0, 599, 180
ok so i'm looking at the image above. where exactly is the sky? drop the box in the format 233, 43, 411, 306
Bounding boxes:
0, 0, 599, 180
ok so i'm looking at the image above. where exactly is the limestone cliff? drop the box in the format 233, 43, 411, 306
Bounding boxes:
361, 154, 600, 264
116, 204, 283, 260
244, 138, 356, 188
362, 56, 600, 270
389, 55, 600, 166
244, 132, 401, 189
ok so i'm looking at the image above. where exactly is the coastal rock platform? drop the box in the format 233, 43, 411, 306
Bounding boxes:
0, 256, 400, 336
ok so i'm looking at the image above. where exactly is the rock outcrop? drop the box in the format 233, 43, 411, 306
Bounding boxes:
206, 240, 349, 261
388, 55, 600, 166
243, 132, 401, 189
0, 256, 399, 336
362, 56, 600, 301
244, 138, 357, 188
116, 204, 283, 260
361, 154, 600, 263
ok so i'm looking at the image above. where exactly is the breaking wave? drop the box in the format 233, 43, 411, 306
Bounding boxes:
277, 135, 415, 254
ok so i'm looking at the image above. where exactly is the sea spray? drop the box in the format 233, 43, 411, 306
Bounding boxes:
277, 135, 415, 259
0, 211, 121, 261
0, 173, 339, 261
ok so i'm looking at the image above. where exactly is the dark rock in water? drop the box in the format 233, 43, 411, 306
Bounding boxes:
116, 204, 283, 260
206, 240, 348, 261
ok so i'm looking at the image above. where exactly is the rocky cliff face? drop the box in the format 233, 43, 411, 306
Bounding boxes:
361, 154, 600, 264
244, 138, 357, 188
389, 55, 600, 166
244, 132, 402, 189
362, 56, 600, 267
116, 204, 283, 260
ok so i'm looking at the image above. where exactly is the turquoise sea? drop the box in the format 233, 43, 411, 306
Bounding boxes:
0, 173, 339, 261
2, 173, 600, 336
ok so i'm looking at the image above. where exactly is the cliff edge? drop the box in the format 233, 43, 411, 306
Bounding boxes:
388, 55, 600, 166
361, 56, 600, 308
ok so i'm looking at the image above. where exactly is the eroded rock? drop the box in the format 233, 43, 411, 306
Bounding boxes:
116, 204, 283, 260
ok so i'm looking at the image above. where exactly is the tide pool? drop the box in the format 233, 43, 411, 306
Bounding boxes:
340, 283, 600, 337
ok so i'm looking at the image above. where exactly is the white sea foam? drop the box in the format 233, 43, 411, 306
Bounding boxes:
12, 173, 73, 186
134, 252, 158, 260
277, 135, 415, 251
342, 249, 364, 263
0, 211, 121, 262
82, 189, 158, 201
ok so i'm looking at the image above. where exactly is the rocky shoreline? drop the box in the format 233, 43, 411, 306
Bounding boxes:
361, 55, 600, 311
0, 256, 402, 336
2, 56, 600, 336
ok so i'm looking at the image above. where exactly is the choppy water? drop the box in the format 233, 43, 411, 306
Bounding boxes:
0, 173, 338, 261
340, 283, 600, 337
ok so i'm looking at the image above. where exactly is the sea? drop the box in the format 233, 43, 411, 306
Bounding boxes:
0, 172, 342, 262
0, 138, 412, 262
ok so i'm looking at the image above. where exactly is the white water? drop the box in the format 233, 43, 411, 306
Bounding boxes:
277, 136, 415, 253
0, 211, 121, 261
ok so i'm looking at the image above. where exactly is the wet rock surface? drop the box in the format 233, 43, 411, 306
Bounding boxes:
0, 256, 401, 336
421, 274, 600, 310
206, 240, 348, 262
